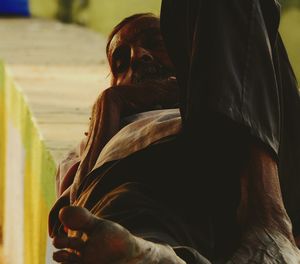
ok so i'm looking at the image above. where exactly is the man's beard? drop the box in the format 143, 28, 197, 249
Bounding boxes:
131, 61, 175, 84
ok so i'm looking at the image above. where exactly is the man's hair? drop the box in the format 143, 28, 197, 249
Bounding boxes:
106, 13, 158, 59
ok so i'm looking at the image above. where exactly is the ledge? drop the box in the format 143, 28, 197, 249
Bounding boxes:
0, 18, 109, 264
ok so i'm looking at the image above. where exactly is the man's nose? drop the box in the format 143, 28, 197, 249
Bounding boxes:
131, 47, 154, 63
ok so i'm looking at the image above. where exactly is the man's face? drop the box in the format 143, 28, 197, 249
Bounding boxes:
108, 16, 175, 86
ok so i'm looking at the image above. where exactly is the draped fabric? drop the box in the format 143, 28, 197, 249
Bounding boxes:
160, 0, 300, 236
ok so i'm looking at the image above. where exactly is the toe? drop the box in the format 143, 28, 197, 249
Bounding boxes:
53, 250, 81, 263
53, 236, 85, 250
59, 206, 99, 234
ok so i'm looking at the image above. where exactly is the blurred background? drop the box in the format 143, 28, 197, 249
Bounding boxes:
0, 0, 299, 79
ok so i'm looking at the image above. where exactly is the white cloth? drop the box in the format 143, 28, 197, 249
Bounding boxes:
92, 108, 182, 171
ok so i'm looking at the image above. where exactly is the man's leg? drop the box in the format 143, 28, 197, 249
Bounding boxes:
160, 0, 295, 259
230, 142, 300, 263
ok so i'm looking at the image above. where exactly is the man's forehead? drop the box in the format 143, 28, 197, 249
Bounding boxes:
108, 16, 160, 55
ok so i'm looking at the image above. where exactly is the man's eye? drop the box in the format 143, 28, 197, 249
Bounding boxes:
112, 45, 131, 74
143, 38, 164, 51
115, 59, 128, 73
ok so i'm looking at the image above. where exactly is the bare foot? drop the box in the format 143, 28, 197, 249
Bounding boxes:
52, 206, 185, 264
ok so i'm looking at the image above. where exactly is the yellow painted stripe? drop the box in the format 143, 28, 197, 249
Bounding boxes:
0, 62, 6, 242
1, 62, 56, 263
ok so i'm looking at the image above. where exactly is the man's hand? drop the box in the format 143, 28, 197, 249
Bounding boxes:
52, 206, 185, 264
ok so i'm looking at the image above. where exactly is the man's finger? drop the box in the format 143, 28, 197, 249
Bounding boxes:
59, 206, 99, 234
53, 235, 85, 250
53, 249, 81, 263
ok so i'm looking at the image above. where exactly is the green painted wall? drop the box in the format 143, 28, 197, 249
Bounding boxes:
280, 8, 300, 82
30, 0, 299, 81
82, 0, 161, 35
30, 0, 58, 18
34, 0, 161, 34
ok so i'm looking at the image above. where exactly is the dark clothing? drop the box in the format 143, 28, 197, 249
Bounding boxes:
161, 0, 300, 237
72, 126, 248, 262
160, 0, 281, 154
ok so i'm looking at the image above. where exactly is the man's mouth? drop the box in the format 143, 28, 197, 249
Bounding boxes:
132, 62, 175, 83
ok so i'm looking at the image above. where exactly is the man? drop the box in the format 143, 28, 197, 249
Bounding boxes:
50, 13, 193, 263
49, 4, 300, 264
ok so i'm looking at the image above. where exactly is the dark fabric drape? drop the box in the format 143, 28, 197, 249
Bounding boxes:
160, 0, 300, 236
